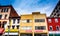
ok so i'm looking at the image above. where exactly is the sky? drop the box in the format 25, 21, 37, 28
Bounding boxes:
0, 0, 59, 16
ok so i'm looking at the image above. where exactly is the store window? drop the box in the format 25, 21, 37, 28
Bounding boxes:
20, 33, 32, 36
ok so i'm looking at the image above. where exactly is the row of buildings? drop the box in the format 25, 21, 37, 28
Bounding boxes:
0, 0, 60, 36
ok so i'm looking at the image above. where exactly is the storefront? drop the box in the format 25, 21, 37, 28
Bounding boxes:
0, 28, 4, 36
49, 34, 60, 36
49, 31, 60, 36
20, 33, 32, 36
4, 32, 18, 36
34, 33, 47, 36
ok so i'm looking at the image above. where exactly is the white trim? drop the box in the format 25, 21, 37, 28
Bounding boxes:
4, 32, 18, 35
49, 31, 60, 34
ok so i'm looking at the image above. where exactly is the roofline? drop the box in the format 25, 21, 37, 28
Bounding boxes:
50, 0, 59, 16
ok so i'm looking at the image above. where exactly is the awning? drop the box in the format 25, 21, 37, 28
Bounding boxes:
0, 28, 4, 34
4, 32, 18, 35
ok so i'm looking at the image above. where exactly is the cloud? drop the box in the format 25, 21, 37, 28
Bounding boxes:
13, 0, 58, 16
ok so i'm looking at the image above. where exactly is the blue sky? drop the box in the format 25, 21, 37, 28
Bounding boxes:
0, 0, 59, 16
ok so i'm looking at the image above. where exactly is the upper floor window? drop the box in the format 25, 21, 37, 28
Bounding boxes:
48, 19, 51, 23
17, 19, 20, 23
55, 18, 58, 22
35, 26, 46, 30
12, 26, 15, 29
56, 26, 60, 31
49, 26, 53, 31
21, 26, 32, 30
16, 25, 19, 29
0, 15, 2, 19
35, 19, 45, 22
13, 19, 16, 24
1, 8, 9, 12
8, 26, 10, 29
5, 14, 7, 19
0, 22, 1, 27
21, 19, 32, 23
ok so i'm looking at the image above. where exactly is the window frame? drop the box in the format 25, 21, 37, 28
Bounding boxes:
35, 19, 45, 22
35, 26, 46, 30
48, 19, 51, 23
49, 26, 53, 31
56, 26, 60, 31
0, 15, 2, 19
13, 19, 16, 24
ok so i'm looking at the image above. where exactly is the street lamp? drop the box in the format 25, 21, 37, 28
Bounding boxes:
8, 26, 10, 36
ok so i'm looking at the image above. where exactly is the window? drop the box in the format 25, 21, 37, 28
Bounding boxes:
5, 14, 7, 19
21, 20, 32, 23
35, 34, 47, 36
17, 19, 20, 23
55, 18, 58, 22
49, 26, 53, 31
21, 20, 26, 23
1, 9, 3, 12
48, 19, 51, 23
13, 19, 16, 24
12, 26, 15, 29
8, 26, 10, 29
56, 26, 59, 31
0, 15, 2, 19
21, 26, 32, 30
0, 22, 1, 27
35, 19, 45, 22
16, 25, 19, 29
1, 8, 9, 12
35, 26, 46, 30
20, 33, 32, 36
27, 19, 30, 23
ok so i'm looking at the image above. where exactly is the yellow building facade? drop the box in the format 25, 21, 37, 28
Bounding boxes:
19, 12, 48, 36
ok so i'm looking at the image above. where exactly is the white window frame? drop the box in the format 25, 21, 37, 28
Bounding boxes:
55, 18, 58, 22
21, 26, 32, 30
48, 19, 51, 23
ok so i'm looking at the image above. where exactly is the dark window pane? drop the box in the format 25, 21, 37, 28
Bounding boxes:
17, 25, 19, 29
56, 26, 59, 31
20, 33, 32, 36
50, 26, 52, 31
13, 19, 16, 24
27, 19, 30, 23
35, 26, 46, 30
5, 14, 7, 19
35, 19, 45, 22
0, 15, 2, 19
12, 26, 15, 29
17, 19, 20, 23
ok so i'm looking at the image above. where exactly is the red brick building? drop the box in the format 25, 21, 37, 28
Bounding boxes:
47, 17, 60, 36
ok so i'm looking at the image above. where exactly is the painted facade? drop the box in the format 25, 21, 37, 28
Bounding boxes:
19, 12, 48, 36
47, 17, 60, 36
